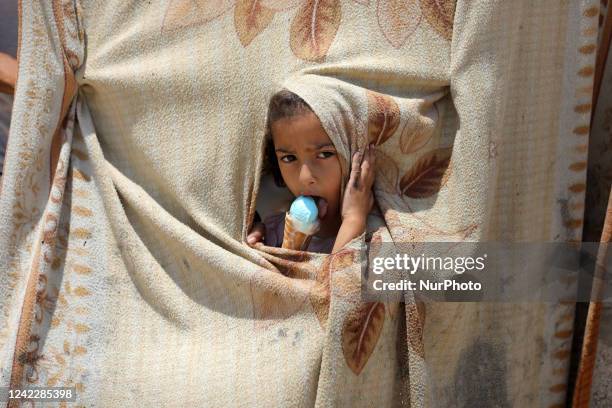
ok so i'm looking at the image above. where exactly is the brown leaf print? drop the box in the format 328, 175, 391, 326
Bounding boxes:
260, 0, 302, 10
332, 253, 362, 301
377, 0, 421, 48
290, 0, 341, 62
373, 149, 399, 194
406, 300, 426, 358
399, 148, 451, 198
399, 103, 439, 154
309, 249, 355, 328
367, 91, 400, 145
235, 0, 275, 46
342, 302, 385, 374
162, 0, 234, 32
332, 249, 355, 271
420, 0, 455, 40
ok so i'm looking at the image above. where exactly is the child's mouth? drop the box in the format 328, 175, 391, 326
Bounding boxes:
311, 196, 328, 219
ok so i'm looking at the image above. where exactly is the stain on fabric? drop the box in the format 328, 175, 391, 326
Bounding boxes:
292, 330, 302, 346
452, 340, 510, 407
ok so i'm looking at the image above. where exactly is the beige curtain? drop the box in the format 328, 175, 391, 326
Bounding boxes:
0, 0, 601, 406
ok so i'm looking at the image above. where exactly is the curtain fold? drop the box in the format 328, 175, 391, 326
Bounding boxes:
0, 0, 602, 406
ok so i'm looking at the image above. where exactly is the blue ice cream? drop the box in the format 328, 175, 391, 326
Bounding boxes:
290, 196, 318, 223
288, 196, 319, 233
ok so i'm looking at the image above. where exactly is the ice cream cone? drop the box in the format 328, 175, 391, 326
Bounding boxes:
282, 212, 318, 250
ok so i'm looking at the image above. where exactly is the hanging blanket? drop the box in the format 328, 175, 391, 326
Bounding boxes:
0, 0, 598, 406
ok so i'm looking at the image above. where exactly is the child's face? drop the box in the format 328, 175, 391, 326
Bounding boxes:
271, 112, 342, 226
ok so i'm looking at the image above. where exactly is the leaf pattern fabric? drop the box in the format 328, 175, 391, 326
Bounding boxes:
342, 302, 386, 374
0, 0, 595, 407
290, 0, 342, 62
260, 0, 303, 10
399, 148, 452, 198
234, 0, 275, 46
420, 0, 455, 40
367, 90, 401, 145
377, 0, 421, 48
163, 0, 235, 31
164, 0, 454, 62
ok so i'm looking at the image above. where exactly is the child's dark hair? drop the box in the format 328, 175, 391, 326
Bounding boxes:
265, 89, 313, 187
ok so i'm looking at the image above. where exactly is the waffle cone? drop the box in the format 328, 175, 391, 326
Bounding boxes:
282, 213, 317, 250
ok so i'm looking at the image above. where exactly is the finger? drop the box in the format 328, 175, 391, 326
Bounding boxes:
247, 223, 265, 245
361, 145, 372, 169
363, 145, 376, 188
360, 145, 373, 186
247, 231, 263, 245
350, 151, 362, 187
351, 151, 362, 174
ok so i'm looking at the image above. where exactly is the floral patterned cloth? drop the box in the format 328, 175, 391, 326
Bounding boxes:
0, 0, 601, 406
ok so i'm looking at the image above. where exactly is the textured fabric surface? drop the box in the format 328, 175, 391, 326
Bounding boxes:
581, 1, 612, 405
0, 0, 601, 406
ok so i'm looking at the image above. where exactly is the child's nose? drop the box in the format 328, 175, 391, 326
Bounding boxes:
298, 163, 316, 185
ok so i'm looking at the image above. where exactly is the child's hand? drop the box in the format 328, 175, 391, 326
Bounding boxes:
341, 144, 376, 223
0, 52, 18, 94
332, 145, 375, 253
247, 222, 265, 245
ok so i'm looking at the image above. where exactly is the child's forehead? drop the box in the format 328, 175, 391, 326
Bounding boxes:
275, 141, 335, 151
271, 112, 336, 148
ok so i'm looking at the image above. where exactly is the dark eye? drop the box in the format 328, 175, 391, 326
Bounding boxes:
280, 154, 296, 163
317, 151, 335, 159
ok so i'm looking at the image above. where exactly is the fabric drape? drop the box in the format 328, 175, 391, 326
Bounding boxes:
0, 0, 599, 406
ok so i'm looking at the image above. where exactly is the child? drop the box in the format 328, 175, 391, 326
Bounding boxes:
247, 90, 375, 254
